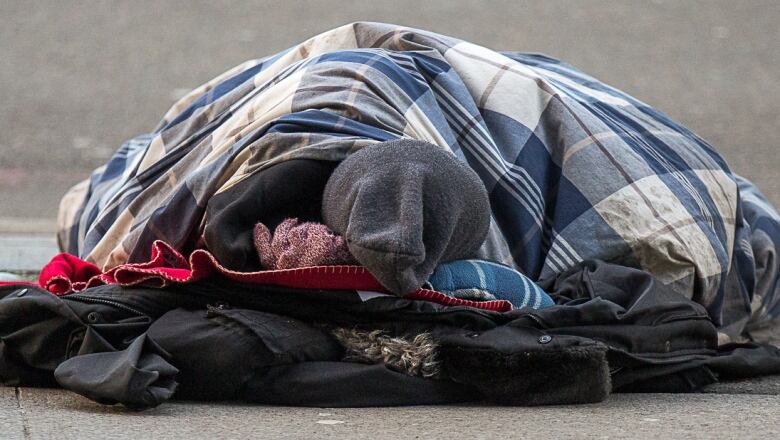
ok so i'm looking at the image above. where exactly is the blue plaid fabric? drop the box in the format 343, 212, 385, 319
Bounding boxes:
57, 22, 780, 342
427, 260, 554, 309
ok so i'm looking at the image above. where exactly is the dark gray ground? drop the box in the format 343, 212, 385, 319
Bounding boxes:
0, 387, 778, 439
1, 0, 778, 226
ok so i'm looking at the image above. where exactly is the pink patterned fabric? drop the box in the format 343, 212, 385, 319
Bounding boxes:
253, 218, 356, 270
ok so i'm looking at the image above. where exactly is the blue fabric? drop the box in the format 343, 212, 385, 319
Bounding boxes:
428, 260, 554, 309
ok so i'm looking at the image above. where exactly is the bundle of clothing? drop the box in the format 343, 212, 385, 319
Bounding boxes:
3, 22, 780, 409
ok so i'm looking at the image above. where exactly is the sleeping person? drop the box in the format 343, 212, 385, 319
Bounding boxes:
57, 22, 780, 345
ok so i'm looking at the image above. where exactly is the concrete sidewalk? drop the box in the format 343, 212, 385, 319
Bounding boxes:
0, 387, 778, 439
2, 1, 780, 220
0, 234, 59, 273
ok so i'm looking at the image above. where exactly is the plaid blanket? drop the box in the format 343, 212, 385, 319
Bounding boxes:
57, 22, 779, 342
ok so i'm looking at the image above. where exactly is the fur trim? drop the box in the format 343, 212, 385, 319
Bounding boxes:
330, 328, 441, 378
330, 326, 611, 405
439, 341, 611, 405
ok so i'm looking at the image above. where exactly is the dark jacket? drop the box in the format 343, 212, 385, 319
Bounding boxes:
2, 260, 779, 410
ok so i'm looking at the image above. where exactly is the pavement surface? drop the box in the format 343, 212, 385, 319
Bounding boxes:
0, 235, 59, 272
1, 0, 779, 227
0, 387, 778, 439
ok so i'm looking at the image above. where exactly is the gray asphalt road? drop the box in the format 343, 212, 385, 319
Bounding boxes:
2, 387, 779, 439
1, 0, 778, 224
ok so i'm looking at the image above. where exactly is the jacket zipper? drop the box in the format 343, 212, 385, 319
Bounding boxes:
66, 294, 146, 317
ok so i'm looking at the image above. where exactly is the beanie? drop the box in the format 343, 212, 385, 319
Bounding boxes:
322, 139, 491, 295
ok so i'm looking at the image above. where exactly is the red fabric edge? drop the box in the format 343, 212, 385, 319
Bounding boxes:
0, 281, 35, 287
35, 240, 513, 312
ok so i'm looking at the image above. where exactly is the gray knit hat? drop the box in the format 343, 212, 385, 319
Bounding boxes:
322, 139, 491, 295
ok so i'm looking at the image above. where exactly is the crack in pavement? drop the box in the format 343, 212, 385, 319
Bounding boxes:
14, 387, 32, 440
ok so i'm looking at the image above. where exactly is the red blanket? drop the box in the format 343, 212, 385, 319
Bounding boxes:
1, 241, 512, 312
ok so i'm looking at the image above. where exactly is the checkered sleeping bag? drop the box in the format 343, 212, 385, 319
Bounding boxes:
57, 22, 780, 342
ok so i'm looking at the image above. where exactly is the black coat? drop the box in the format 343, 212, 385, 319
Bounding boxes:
2, 260, 779, 410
